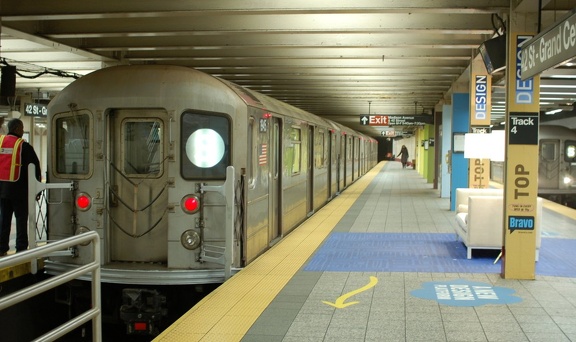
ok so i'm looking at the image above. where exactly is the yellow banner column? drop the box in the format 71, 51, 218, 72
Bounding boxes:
502, 30, 540, 279
469, 57, 492, 189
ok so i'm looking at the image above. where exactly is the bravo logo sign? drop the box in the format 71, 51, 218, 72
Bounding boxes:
509, 216, 535, 232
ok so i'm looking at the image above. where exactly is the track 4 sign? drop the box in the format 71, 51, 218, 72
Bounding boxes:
508, 112, 538, 145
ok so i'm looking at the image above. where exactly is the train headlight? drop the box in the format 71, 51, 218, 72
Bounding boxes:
76, 193, 92, 211
563, 176, 574, 185
181, 230, 201, 250
181, 195, 200, 214
567, 145, 576, 159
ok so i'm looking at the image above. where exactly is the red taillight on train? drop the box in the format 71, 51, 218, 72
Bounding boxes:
181, 195, 200, 214
134, 322, 147, 331
76, 193, 92, 211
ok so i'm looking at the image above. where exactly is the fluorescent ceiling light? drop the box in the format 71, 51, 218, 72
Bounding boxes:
545, 108, 563, 115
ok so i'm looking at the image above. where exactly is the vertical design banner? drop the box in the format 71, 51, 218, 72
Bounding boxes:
471, 74, 492, 126
469, 61, 492, 189
502, 33, 540, 279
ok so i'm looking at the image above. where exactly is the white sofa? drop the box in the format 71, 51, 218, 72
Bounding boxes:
455, 188, 503, 215
454, 188, 542, 260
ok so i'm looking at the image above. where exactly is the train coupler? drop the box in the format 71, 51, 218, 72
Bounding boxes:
119, 288, 167, 335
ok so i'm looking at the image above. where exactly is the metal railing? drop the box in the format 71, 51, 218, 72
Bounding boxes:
0, 231, 102, 341
28, 164, 76, 274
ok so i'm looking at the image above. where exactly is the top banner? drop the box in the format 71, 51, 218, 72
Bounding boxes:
521, 9, 576, 80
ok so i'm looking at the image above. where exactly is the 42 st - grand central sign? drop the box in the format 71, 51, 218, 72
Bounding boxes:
521, 9, 576, 80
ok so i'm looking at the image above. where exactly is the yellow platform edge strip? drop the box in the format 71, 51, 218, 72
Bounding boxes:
0, 259, 45, 283
154, 162, 386, 342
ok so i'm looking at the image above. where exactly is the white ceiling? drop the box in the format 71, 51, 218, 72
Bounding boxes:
1, 0, 576, 137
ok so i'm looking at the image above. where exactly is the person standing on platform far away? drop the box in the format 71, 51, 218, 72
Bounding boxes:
397, 145, 409, 168
0, 118, 41, 256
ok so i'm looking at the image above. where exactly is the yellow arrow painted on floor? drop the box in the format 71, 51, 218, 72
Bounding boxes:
322, 276, 378, 308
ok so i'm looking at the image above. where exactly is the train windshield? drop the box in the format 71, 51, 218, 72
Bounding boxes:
541, 141, 557, 161
123, 120, 163, 176
54, 113, 91, 175
181, 112, 230, 179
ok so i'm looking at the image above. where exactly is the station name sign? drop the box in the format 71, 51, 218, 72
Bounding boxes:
360, 115, 433, 126
24, 103, 48, 117
521, 9, 576, 80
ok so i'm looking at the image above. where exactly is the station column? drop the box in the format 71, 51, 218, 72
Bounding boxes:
449, 89, 470, 211
502, 9, 540, 279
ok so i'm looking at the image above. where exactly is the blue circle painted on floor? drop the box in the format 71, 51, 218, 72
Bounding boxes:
410, 279, 522, 307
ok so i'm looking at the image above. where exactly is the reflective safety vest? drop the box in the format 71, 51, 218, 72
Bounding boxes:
0, 134, 24, 182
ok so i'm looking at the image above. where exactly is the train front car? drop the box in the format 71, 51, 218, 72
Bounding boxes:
539, 125, 576, 206
490, 125, 576, 208
45, 65, 247, 335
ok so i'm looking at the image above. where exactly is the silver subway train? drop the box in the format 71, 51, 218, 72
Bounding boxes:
43, 65, 377, 335
491, 124, 576, 206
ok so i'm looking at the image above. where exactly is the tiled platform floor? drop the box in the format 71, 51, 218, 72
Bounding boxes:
243, 162, 576, 342
156, 161, 576, 342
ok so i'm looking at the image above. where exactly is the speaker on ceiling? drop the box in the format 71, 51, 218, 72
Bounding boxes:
1, 66, 17, 98
479, 34, 507, 74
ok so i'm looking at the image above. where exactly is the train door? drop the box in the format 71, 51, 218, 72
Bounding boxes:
350, 137, 355, 181
108, 109, 168, 262
307, 125, 314, 215
335, 133, 341, 194
358, 138, 363, 176
539, 139, 560, 189
341, 133, 347, 188
354, 137, 359, 180
269, 118, 282, 243
328, 130, 334, 198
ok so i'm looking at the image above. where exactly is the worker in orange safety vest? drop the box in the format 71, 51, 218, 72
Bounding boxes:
0, 118, 41, 256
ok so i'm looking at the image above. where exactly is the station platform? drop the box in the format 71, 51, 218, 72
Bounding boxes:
154, 161, 576, 341
0, 221, 39, 282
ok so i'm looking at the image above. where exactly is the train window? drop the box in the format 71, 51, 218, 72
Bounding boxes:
566, 140, 576, 162
540, 141, 557, 161
54, 113, 91, 176
181, 112, 230, 180
123, 121, 162, 176
289, 127, 301, 174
